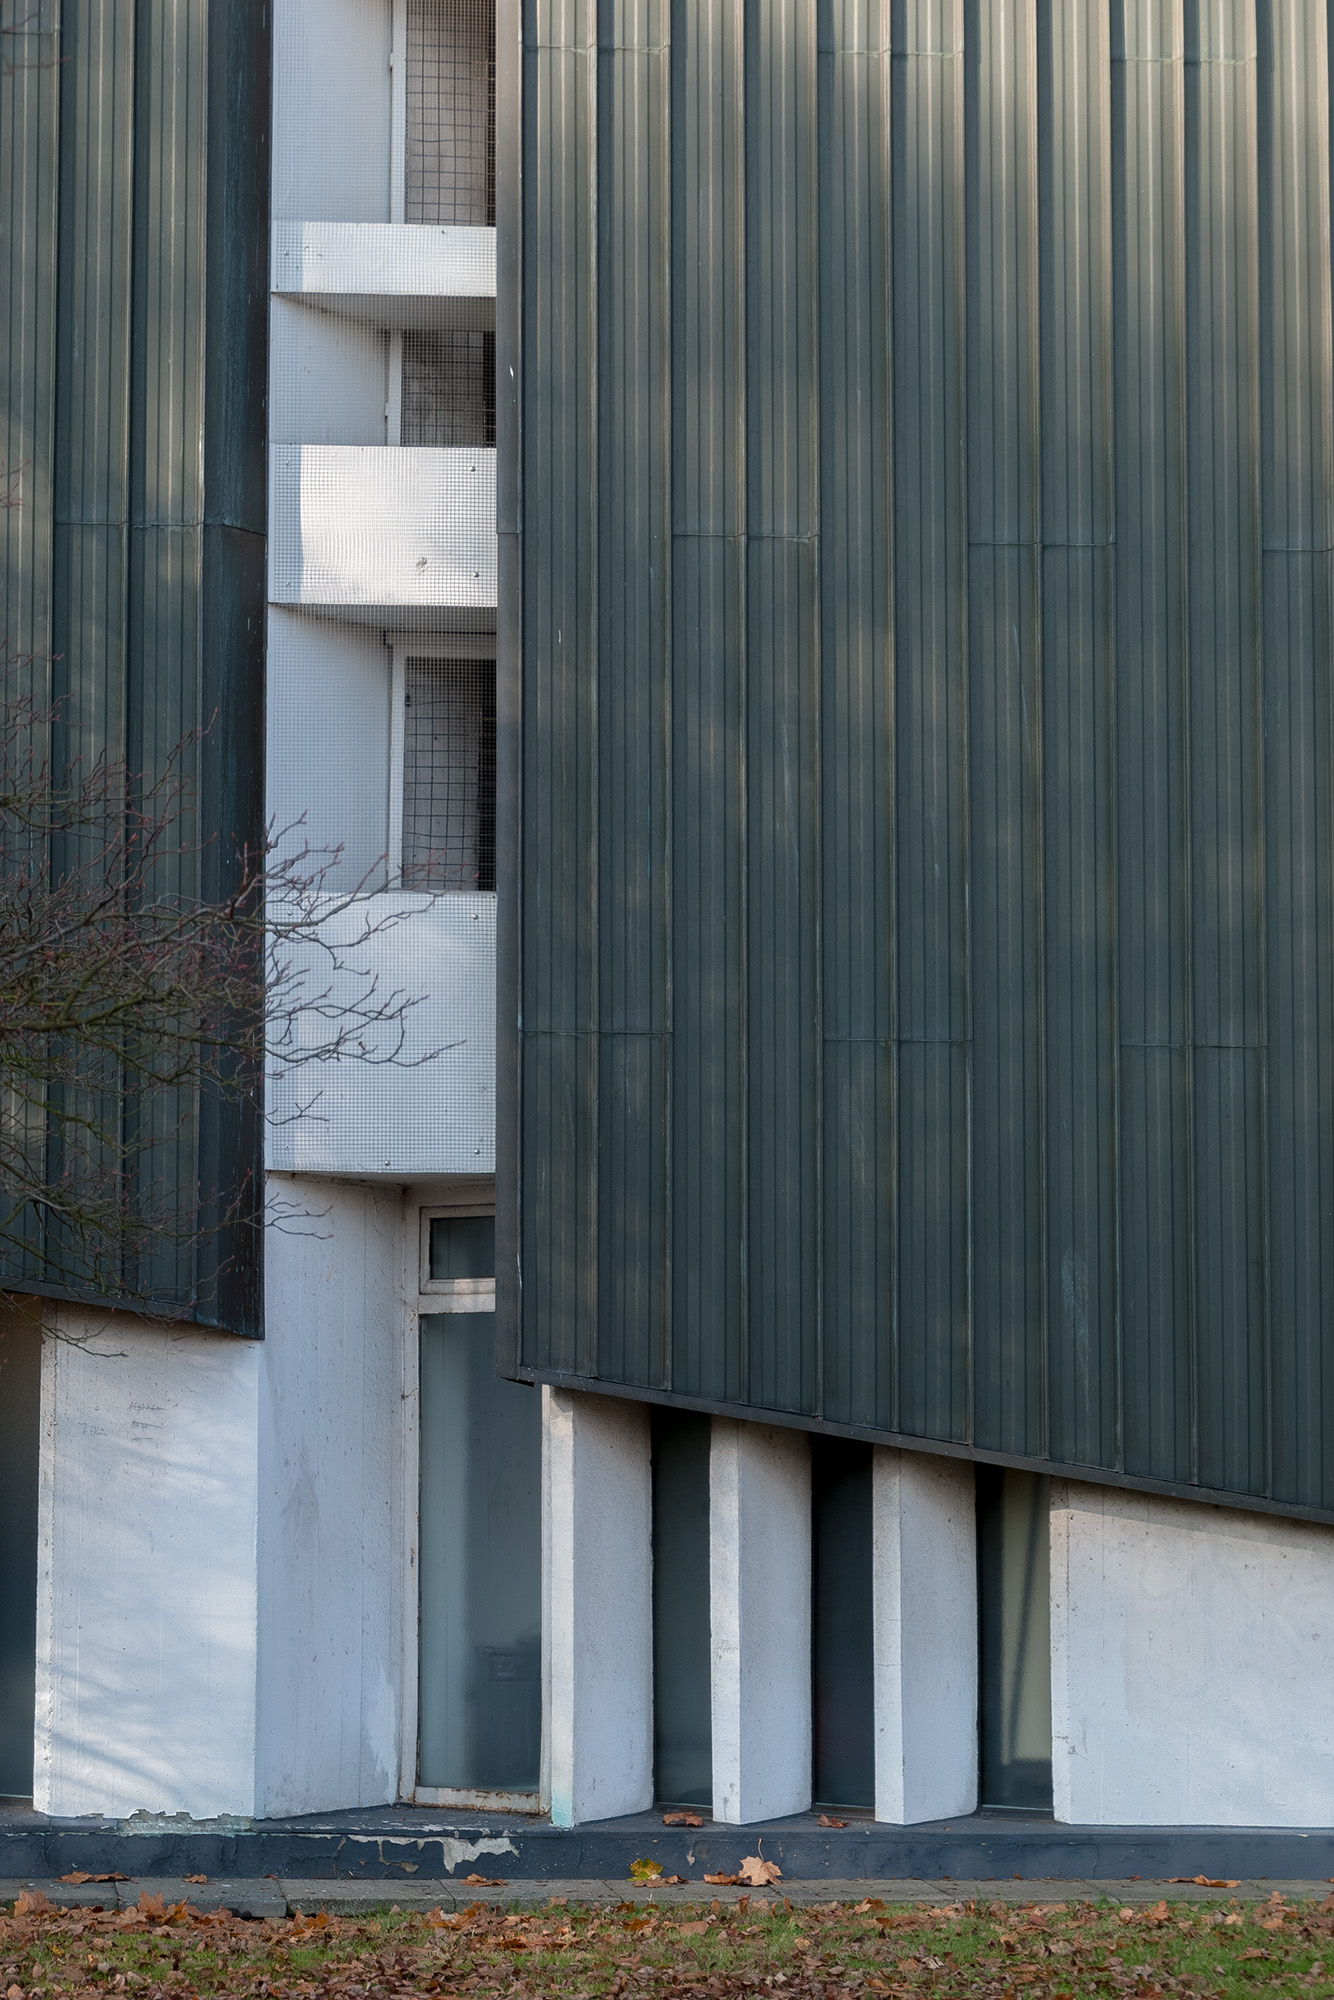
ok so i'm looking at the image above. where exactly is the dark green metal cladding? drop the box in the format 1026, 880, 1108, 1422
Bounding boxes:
1, 0, 268, 1335
503, 0, 1334, 1519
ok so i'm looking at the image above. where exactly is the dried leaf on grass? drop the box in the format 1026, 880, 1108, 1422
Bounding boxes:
5, 1877, 1330, 2000
737, 1854, 782, 1887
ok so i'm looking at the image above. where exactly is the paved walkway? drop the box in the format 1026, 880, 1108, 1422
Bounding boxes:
3, 1878, 1330, 1918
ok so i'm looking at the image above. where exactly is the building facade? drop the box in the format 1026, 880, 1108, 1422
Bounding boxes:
5, 0, 1334, 1844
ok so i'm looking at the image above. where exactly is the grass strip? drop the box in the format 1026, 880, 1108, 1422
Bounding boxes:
4, 1885, 1334, 2000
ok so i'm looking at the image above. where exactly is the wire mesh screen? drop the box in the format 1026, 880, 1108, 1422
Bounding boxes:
402, 330, 495, 447
403, 659, 497, 892
406, 0, 495, 225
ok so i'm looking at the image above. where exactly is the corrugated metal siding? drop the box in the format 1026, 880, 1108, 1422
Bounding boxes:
507, 0, 1334, 1515
1, 0, 267, 1333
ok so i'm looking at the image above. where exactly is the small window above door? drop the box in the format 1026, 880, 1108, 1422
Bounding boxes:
420, 1207, 494, 1311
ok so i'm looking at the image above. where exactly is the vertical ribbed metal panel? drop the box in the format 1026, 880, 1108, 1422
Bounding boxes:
818, 1, 894, 1434
509, 0, 1334, 1519
668, 0, 746, 1405
2, 0, 267, 1334
891, 0, 970, 1447
1258, 0, 1334, 1509
596, 1, 671, 1389
520, 0, 598, 1377
1, 0, 60, 690
1114, 0, 1192, 1486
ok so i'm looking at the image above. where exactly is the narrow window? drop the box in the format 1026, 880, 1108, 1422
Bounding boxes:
811, 1437, 874, 1810
0, 1303, 41, 1801
418, 1215, 541, 1794
400, 330, 495, 450
651, 1408, 712, 1809
977, 1466, 1053, 1811
405, 0, 495, 225
401, 658, 496, 891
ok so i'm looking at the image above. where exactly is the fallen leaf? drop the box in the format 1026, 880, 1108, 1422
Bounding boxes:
628, 1858, 663, 1882
678, 1919, 712, 1934
737, 1855, 782, 1888
183, 1874, 208, 1885
15, 1891, 53, 1915
1168, 1878, 1239, 1889
60, 1872, 129, 1885
1239, 1948, 1269, 1961
817, 1815, 848, 1829
137, 1893, 167, 1919
703, 1873, 740, 1887
662, 1812, 704, 1828
660, 1875, 689, 1885
461, 1873, 507, 1887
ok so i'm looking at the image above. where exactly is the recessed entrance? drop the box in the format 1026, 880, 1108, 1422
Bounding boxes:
977, 1466, 1053, 1811
416, 1211, 541, 1803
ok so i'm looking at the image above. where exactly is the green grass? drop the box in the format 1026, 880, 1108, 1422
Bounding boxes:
4, 1888, 1334, 2000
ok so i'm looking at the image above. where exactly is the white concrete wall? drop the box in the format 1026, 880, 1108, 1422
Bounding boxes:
267, 611, 392, 892
255, 1179, 408, 1816
543, 1388, 653, 1828
872, 1449, 977, 1824
710, 1421, 811, 1825
272, 0, 391, 224
270, 301, 389, 449
1051, 1480, 1334, 1827
35, 1187, 413, 1821
266, 891, 496, 1177
272, 222, 495, 306
36, 1312, 261, 1818
269, 447, 499, 612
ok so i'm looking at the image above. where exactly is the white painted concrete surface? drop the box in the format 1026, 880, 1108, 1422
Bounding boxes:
256, 1179, 408, 1816
272, 0, 391, 224
542, 1389, 653, 1829
36, 1312, 261, 1818
270, 302, 390, 450
710, 1421, 812, 1825
272, 222, 495, 305
1051, 1480, 1334, 1827
872, 1449, 977, 1824
267, 612, 392, 893
269, 447, 498, 612
266, 891, 495, 1177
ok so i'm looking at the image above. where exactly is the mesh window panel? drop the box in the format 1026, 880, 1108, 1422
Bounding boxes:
406, 0, 496, 225
403, 659, 497, 892
402, 330, 495, 448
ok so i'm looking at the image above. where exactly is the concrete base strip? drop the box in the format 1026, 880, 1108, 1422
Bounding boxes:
2, 1878, 1332, 1915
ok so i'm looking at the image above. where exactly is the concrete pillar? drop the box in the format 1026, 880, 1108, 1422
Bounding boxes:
872, 1449, 977, 1824
710, 1419, 811, 1824
1051, 1479, 1334, 1827
542, 1387, 653, 1827
36, 1309, 261, 1818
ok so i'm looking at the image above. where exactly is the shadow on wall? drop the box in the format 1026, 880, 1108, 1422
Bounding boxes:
0, 1298, 42, 1800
